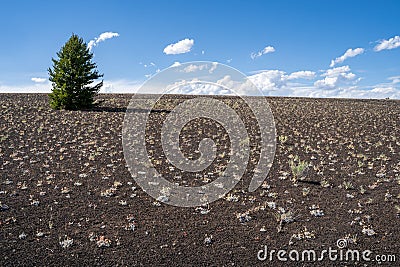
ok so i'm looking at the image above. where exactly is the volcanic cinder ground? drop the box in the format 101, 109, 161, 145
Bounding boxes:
0, 94, 399, 266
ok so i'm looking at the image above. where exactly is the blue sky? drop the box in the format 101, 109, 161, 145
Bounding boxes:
1, 0, 400, 98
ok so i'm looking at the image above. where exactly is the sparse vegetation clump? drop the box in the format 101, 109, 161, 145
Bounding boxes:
289, 158, 309, 183
278, 135, 288, 144
48, 34, 103, 110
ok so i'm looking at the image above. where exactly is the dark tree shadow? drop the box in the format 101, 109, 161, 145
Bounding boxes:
80, 106, 127, 113
80, 107, 172, 113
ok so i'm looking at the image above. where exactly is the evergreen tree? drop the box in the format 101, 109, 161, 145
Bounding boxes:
48, 34, 103, 110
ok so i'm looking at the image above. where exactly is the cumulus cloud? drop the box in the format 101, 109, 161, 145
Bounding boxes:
216, 75, 262, 95
287, 71, 316, 80
163, 38, 194, 55
314, 77, 340, 90
370, 86, 397, 94
374, 36, 400, 51
321, 65, 355, 78
330, 48, 364, 67
182, 64, 208, 73
243, 66, 391, 99
209, 62, 218, 73
251, 46, 275, 59
164, 75, 258, 96
257, 68, 400, 99
31, 77, 47, 83
248, 70, 287, 91
288, 86, 400, 99
331, 86, 399, 99
177, 62, 218, 74
314, 66, 358, 89
88, 32, 119, 51
247, 69, 316, 92
166, 80, 232, 95
162, 69, 316, 97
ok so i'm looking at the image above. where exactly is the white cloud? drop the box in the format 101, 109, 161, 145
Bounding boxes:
170, 61, 182, 67
330, 48, 364, 67
164, 75, 259, 96
142, 62, 156, 68
287, 71, 316, 80
209, 62, 218, 73
321, 65, 356, 79
97, 32, 119, 43
314, 65, 358, 89
314, 77, 339, 89
182, 64, 208, 73
0, 79, 140, 94
370, 86, 397, 94
370, 75, 400, 89
87, 40, 96, 51
0, 82, 52, 93
288, 86, 400, 99
105, 76, 399, 99
31, 77, 47, 83
178, 62, 218, 74
99, 79, 142, 93
388, 76, 400, 84
243, 66, 398, 99
215, 75, 261, 95
331, 86, 400, 99
248, 70, 287, 91
163, 38, 194, 55
374, 35, 400, 51
247, 69, 316, 92
88, 32, 119, 51
3, 74, 399, 99
251, 46, 275, 59
166, 80, 232, 95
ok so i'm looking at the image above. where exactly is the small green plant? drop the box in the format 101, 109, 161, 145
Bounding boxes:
273, 210, 296, 233
342, 181, 354, 190
359, 185, 366, 194
289, 158, 309, 182
0, 135, 8, 142
320, 178, 330, 188
344, 234, 358, 245
48, 216, 54, 230
395, 205, 400, 215
302, 187, 311, 196
278, 135, 288, 144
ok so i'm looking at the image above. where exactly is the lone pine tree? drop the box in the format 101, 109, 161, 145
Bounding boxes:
48, 34, 103, 110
